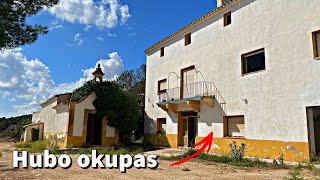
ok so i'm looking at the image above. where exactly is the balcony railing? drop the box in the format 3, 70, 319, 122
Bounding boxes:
158, 81, 227, 112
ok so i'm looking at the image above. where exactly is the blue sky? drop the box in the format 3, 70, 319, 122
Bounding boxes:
0, 0, 216, 117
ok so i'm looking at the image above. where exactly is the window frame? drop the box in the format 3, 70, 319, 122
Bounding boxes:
312, 30, 320, 59
224, 11, 232, 27
160, 47, 165, 57
223, 115, 245, 138
157, 118, 166, 133
157, 79, 167, 94
185, 33, 192, 46
241, 48, 266, 75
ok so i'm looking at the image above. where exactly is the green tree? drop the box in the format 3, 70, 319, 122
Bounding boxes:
71, 81, 141, 145
116, 64, 146, 140
0, 0, 59, 49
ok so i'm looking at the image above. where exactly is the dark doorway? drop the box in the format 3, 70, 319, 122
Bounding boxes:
314, 116, 320, 154
187, 117, 197, 147
31, 128, 39, 142
86, 113, 102, 145
307, 107, 320, 155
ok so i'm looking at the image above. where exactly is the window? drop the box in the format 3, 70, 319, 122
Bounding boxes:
241, 49, 266, 75
185, 33, 191, 46
224, 11, 232, 26
160, 47, 165, 57
158, 79, 167, 94
157, 118, 166, 133
312, 30, 320, 58
223, 116, 245, 138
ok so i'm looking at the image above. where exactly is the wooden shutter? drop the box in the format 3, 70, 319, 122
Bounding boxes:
228, 116, 245, 137
317, 32, 320, 57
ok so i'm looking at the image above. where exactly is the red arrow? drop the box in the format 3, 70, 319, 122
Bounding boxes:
170, 132, 213, 166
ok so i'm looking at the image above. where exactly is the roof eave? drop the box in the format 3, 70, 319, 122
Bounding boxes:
144, 0, 239, 55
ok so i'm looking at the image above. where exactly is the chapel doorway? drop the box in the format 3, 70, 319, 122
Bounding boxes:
86, 113, 102, 145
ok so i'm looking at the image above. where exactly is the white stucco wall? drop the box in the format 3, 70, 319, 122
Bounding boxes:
145, 0, 320, 142
41, 98, 58, 133
32, 111, 40, 124
73, 93, 96, 137
53, 105, 69, 133
41, 98, 69, 134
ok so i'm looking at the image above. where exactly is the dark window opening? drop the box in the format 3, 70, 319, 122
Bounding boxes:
224, 11, 232, 26
241, 49, 266, 75
185, 33, 191, 46
157, 118, 166, 133
312, 30, 320, 59
160, 47, 164, 57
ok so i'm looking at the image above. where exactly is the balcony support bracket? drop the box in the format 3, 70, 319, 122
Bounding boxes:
202, 98, 215, 107
166, 103, 178, 114
187, 100, 200, 112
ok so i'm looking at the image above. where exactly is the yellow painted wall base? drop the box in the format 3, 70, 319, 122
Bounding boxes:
196, 137, 310, 162
44, 133, 119, 148
144, 133, 310, 162
144, 134, 178, 148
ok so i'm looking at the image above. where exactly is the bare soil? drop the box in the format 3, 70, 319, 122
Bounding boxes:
0, 141, 315, 180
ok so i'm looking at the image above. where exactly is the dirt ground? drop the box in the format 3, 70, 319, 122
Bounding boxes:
0, 141, 316, 180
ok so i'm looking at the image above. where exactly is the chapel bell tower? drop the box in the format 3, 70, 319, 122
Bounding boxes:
92, 64, 105, 82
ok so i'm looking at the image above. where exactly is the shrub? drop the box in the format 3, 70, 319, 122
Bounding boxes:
182, 149, 198, 159
15, 142, 32, 148
16, 140, 49, 153
229, 141, 246, 161
49, 146, 61, 154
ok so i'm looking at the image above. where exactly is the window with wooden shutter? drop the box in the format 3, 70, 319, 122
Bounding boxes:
313, 30, 320, 59
224, 11, 232, 27
226, 116, 245, 137
158, 79, 167, 94
185, 33, 191, 46
181, 66, 196, 98
160, 47, 164, 57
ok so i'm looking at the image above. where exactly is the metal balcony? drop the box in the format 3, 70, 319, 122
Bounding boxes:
157, 81, 227, 112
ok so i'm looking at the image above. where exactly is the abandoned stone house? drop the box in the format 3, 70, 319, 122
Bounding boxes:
22, 65, 119, 147
144, 0, 320, 162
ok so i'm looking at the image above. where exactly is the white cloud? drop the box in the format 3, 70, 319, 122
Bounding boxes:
119, 5, 131, 25
107, 31, 117, 37
82, 52, 124, 81
48, 0, 131, 29
97, 36, 104, 41
66, 33, 86, 46
49, 20, 63, 30
74, 33, 85, 45
0, 50, 124, 117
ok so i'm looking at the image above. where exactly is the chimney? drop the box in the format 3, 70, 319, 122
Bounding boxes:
217, 0, 228, 7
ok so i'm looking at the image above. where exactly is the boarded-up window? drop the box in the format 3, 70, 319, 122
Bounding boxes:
224, 11, 232, 26
227, 116, 245, 137
160, 47, 165, 57
158, 79, 167, 94
182, 67, 196, 86
181, 66, 196, 98
157, 118, 166, 133
313, 30, 320, 58
241, 49, 265, 75
185, 33, 191, 46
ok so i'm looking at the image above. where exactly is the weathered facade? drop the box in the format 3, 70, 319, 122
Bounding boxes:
144, 0, 320, 162
23, 65, 119, 147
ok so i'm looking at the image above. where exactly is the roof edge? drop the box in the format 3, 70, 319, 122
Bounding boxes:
144, 0, 239, 54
